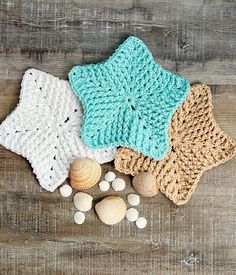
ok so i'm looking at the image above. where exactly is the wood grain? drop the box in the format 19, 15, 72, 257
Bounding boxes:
0, 0, 236, 84
0, 0, 236, 274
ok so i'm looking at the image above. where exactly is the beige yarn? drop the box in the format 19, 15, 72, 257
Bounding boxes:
115, 84, 236, 205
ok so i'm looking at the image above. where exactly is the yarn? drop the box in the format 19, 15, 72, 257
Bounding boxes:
0, 69, 117, 192
115, 85, 236, 205
69, 36, 190, 160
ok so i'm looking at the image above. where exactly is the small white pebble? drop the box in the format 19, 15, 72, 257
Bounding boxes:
105, 171, 116, 182
127, 194, 140, 206
59, 184, 72, 197
135, 217, 147, 229
99, 180, 110, 192
112, 178, 126, 191
126, 208, 139, 222
74, 211, 85, 225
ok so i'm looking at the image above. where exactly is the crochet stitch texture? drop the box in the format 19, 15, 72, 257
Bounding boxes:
0, 69, 117, 192
69, 36, 190, 160
115, 85, 236, 205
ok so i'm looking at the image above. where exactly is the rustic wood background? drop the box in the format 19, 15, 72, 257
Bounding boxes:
0, 0, 236, 274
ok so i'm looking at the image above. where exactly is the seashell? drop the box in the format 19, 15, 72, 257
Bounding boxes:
70, 157, 102, 190
95, 196, 127, 225
104, 171, 116, 182
135, 217, 147, 229
59, 184, 73, 197
127, 193, 140, 206
99, 180, 110, 192
74, 192, 93, 212
132, 172, 159, 197
74, 211, 85, 225
126, 208, 139, 222
111, 178, 126, 191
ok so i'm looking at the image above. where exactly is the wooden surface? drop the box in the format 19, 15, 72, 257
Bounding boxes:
0, 0, 236, 274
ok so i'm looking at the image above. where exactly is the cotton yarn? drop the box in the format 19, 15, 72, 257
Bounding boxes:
69, 36, 190, 160
0, 38, 234, 210
115, 84, 236, 205
0, 69, 117, 191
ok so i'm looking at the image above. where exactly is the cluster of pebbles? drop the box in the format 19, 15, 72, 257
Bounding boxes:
59, 157, 158, 229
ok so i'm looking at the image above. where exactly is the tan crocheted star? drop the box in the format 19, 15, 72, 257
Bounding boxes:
115, 84, 236, 205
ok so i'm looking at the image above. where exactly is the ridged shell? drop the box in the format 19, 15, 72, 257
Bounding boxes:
95, 196, 127, 225
73, 192, 93, 212
70, 157, 102, 190
132, 172, 159, 197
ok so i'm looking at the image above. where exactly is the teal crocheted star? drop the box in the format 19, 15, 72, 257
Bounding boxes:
69, 36, 190, 160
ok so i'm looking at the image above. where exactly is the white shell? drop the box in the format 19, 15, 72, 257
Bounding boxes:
135, 217, 147, 229
104, 171, 116, 182
132, 172, 158, 197
127, 194, 140, 206
74, 211, 85, 225
59, 184, 73, 197
112, 178, 126, 191
99, 180, 110, 192
126, 208, 139, 222
95, 196, 127, 225
74, 192, 93, 212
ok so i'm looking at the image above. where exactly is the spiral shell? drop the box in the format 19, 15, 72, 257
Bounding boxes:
95, 196, 127, 225
132, 172, 159, 197
70, 157, 102, 190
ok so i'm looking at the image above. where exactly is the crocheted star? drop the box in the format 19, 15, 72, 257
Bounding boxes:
69, 36, 190, 160
0, 69, 117, 192
115, 85, 236, 205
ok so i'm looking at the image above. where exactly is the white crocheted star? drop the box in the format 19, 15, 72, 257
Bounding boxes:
0, 69, 117, 191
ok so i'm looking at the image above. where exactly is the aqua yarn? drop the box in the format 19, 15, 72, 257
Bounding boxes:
69, 36, 190, 160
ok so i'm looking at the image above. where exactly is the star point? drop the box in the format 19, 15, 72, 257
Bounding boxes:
0, 69, 117, 191
69, 36, 190, 160
115, 84, 236, 205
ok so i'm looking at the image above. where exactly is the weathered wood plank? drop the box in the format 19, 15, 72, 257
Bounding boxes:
0, 0, 236, 84
0, 0, 236, 274
0, 82, 236, 274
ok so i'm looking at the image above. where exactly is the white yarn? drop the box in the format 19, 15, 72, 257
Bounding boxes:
0, 69, 117, 191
